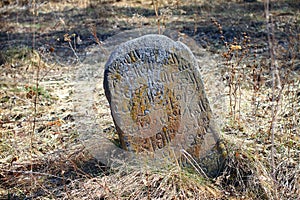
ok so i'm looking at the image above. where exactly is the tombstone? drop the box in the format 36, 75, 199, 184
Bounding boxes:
103, 34, 225, 177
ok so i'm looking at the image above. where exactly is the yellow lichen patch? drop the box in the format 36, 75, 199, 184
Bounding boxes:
112, 73, 121, 81
130, 51, 137, 62
229, 44, 242, 51
127, 84, 182, 152
164, 88, 181, 134
130, 85, 151, 127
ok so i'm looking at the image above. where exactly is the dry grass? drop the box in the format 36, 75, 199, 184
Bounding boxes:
0, 0, 299, 199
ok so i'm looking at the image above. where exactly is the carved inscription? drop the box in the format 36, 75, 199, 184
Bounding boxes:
104, 34, 224, 176
106, 48, 186, 152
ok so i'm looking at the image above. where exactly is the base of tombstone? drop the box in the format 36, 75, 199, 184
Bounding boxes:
115, 124, 226, 178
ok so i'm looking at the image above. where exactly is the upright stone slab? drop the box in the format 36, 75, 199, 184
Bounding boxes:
104, 34, 225, 177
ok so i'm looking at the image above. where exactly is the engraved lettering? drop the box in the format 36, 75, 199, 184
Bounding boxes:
104, 34, 224, 177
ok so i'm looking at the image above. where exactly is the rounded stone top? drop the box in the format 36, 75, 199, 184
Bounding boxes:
105, 34, 198, 71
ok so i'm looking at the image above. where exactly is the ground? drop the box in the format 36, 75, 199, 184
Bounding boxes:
0, 0, 299, 199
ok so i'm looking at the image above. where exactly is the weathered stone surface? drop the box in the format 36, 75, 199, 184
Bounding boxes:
104, 34, 225, 177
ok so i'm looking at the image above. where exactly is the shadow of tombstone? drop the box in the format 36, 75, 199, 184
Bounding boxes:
103, 34, 226, 177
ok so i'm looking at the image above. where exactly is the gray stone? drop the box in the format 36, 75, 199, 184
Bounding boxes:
104, 34, 225, 177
